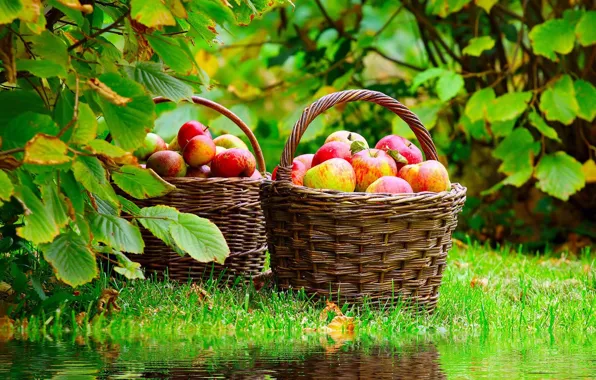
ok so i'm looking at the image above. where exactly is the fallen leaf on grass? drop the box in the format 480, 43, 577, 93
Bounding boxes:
97, 289, 121, 314
0, 316, 14, 342
75, 312, 87, 326
187, 283, 213, 310
306, 301, 356, 342
470, 277, 489, 289
584, 265, 593, 275
252, 269, 273, 291
453, 261, 470, 269
452, 238, 468, 249
319, 300, 343, 321
324, 315, 355, 333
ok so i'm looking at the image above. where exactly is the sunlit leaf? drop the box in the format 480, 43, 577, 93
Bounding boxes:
410, 68, 445, 91
436, 71, 464, 101
40, 231, 97, 287
146, 34, 195, 75
15, 59, 67, 78
575, 11, 596, 46
535, 151, 585, 201
124, 61, 193, 102
529, 19, 575, 60
24, 134, 71, 165
112, 165, 176, 199
487, 92, 532, 122
70, 103, 98, 146
582, 159, 596, 184
539, 75, 579, 125
493, 128, 540, 187
528, 111, 561, 142
138, 205, 179, 249
14, 184, 59, 244
28, 30, 69, 67
475, 0, 497, 13
465, 88, 496, 122
462, 36, 495, 56
113, 251, 145, 280
130, 0, 176, 28
89, 212, 144, 253
72, 156, 119, 207
0, 171, 14, 202
169, 213, 229, 263
574, 79, 596, 122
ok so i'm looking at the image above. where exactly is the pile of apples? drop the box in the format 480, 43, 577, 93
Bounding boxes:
272, 131, 451, 194
135, 121, 260, 179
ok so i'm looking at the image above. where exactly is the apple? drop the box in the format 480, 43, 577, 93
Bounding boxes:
182, 135, 216, 167
325, 130, 369, 148
375, 135, 423, 170
168, 136, 181, 152
366, 176, 413, 194
213, 134, 249, 150
312, 141, 352, 166
351, 149, 398, 192
294, 154, 315, 170
177, 120, 211, 149
398, 160, 451, 192
249, 170, 263, 179
134, 133, 167, 160
271, 160, 307, 185
216, 146, 228, 155
210, 148, 256, 177
187, 165, 211, 178
147, 151, 187, 177
303, 158, 356, 192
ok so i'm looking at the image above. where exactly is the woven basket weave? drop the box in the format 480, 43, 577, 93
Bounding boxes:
126, 96, 268, 283
260, 89, 467, 309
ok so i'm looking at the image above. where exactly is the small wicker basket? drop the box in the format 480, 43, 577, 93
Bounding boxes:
260, 89, 466, 310
127, 96, 268, 283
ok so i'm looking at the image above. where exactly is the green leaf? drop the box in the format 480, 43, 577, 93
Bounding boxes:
460, 115, 490, 142
41, 231, 97, 287
146, 34, 195, 75
575, 11, 596, 46
70, 103, 97, 145
94, 73, 156, 151
153, 102, 202, 143
465, 88, 496, 122
118, 195, 141, 216
436, 71, 464, 101
475, 0, 497, 13
462, 36, 495, 56
124, 62, 193, 103
490, 118, 517, 138
24, 134, 71, 165
186, 10, 218, 42
138, 205, 179, 249
14, 185, 60, 245
72, 156, 119, 206
535, 152, 585, 201
574, 79, 596, 122
192, 0, 235, 26
41, 180, 71, 230
539, 75, 579, 125
528, 112, 561, 142
0, 91, 49, 127
169, 213, 229, 264
60, 170, 85, 215
392, 101, 442, 135
16, 59, 67, 78
529, 19, 575, 60
429, 0, 471, 17
112, 251, 145, 280
87, 139, 128, 158
112, 165, 176, 199
89, 212, 144, 253
493, 128, 540, 186
0, 0, 23, 24
1, 112, 59, 151
487, 92, 532, 122
28, 30, 69, 67
130, 0, 176, 28
410, 68, 445, 91
0, 171, 14, 202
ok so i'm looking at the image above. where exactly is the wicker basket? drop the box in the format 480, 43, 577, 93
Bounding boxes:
260, 89, 467, 309
127, 96, 268, 283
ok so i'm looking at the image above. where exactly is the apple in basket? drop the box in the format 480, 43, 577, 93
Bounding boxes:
271, 160, 307, 185
399, 160, 451, 192
183, 135, 216, 167
146, 150, 187, 177
325, 130, 369, 148
177, 120, 212, 149
366, 176, 413, 194
303, 158, 356, 192
351, 149, 398, 192
312, 141, 353, 166
134, 133, 167, 160
294, 154, 315, 170
213, 134, 249, 150
375, 135, 423, 170
186, 165, 211, 178
210, 148, 256, 177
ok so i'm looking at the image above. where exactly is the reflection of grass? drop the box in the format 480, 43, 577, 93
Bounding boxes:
14, 243, 596, 338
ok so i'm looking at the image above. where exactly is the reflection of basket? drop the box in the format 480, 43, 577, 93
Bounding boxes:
260, 90, 467, 309
126, 96, 268, 283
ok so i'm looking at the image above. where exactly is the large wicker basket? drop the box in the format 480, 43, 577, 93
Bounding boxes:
260, 89, 467, 310
127, 96, 268, 283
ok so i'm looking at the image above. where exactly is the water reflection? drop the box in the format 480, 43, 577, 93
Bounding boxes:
1, 333, 595, 379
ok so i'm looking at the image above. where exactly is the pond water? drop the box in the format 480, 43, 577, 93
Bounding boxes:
1, 333, 595, 379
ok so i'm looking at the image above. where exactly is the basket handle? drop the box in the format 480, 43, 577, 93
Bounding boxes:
154, 96, 267, 174
277, 89, 438, 181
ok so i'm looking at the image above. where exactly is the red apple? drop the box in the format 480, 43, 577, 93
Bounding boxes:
210, 148, 256, 177
312, 141, 352, 166
375, 135, 423, 170
186, 165, 211, 178
146, 151, 187, 177
325, 130, 368, 148
399, 160, 451, 192
134, 133, 167, 160
352, 149, 398, 192
294, 154, 315, 170
303, 158, 356, 192
366, 176, 413, 194
213, 134, 249, 150
183, 135, 216, 167
271, 160, 307, 185
177, 120, 211, 149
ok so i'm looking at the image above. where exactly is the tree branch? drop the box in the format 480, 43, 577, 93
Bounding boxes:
68, 10, 129, 51
368, 47, 424, 71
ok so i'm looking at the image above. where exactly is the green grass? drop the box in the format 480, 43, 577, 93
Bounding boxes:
16, 243, 596, 340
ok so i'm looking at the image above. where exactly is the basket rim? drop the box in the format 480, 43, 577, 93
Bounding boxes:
161, 174, 272, 184
263, 181, 466, 201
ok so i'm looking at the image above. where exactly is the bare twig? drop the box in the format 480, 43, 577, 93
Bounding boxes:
0, 148, 25, 156
57, 74, 80, 138
369, 47, 424, 71
374, 5, 404, 37
68, 10, 129, 51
